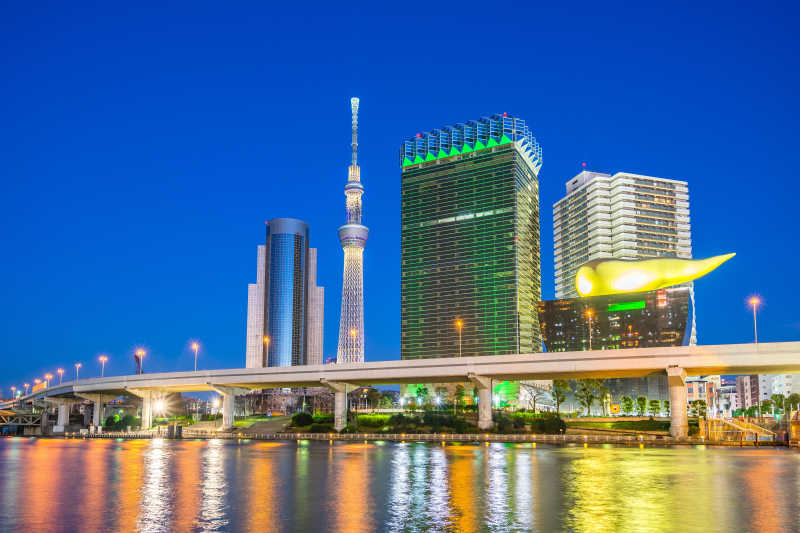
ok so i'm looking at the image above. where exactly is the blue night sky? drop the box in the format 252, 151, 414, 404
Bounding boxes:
2, 3, 799, 389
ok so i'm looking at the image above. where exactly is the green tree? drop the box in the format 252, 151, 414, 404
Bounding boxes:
552, 380, 570, 415
771, 394, 784, 415
788, 393, 800, 412
635, 396, 647, 416
648, 399, 661, 416
760, 399, 772, 417
663, 400, 670, 416
691, 399, 707, 419
417, 385, 430, 404
453, 384, 465, 413
367, 389, 381, 409
574, 379, 603, 416
620, 396, 634, 415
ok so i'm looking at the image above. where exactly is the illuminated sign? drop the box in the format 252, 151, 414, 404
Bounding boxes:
610, 404, 621, 415
607, 301, 646, 312
32, 381, 48, 393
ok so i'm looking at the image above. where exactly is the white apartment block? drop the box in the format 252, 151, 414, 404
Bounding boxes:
553, 170, 691, 298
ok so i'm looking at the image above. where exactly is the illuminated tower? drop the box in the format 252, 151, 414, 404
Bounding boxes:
336, 97, 368, 363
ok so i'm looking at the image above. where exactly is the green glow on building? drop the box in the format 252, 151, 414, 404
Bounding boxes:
499, 134, 512, 145
401, 143, 542, 360
474, 140, 486, 150
437, 149, 449, 159
403, 156, 413, 167
448, 146, 460, 156
425, 152, 436, 162
607, 300, 647, 312
413, 154, 424, 164
486, 138, 498, 148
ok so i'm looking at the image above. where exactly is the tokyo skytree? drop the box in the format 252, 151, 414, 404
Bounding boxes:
336, 97, 368, 363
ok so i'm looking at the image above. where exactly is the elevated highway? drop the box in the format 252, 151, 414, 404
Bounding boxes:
5, 341, 800, 438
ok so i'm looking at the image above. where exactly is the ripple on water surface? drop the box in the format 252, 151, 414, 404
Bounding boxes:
0, 438, 798, 532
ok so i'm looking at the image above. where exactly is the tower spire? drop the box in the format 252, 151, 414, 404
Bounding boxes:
337, 97, 368, 364
351, 97, 359, 166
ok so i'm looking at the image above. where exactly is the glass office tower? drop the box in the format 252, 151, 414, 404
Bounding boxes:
245, 218, 323, 368
400, 113, 543, 360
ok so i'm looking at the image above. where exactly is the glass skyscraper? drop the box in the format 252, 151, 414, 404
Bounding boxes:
400, 113, 543, 360
245, 218, 324, 368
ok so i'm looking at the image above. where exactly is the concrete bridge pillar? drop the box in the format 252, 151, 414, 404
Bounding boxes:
667, 366, 688, 439
128, 389, 153, 429
57, 404, 69, 427
321, 379, 349, 432
468, 374, 493, 431
211, 386, 249, 431
78, 393, 106, 428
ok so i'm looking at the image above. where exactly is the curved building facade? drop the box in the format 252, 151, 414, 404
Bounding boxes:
245, 218, 324, 368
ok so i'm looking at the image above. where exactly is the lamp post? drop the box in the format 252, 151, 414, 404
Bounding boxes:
749, 297, 760, 344
74, 363, 82, 382
10, 386, 16, 403
135, 350, 146, 374
24, 383, 29, 395
45, 373, 53, 387
191, 342, 199, 372
57, 368, 64, 384
586, 309, 594, 351
263, 336, 270, 366
455, 319, 463, 358
99, 355, 108, 377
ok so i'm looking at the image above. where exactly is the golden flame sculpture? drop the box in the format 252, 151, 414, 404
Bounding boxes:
575, 253, 735, 297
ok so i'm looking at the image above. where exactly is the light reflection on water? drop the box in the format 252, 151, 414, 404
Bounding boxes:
1, 438, 799, 532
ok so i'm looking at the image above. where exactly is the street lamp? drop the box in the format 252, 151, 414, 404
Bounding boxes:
10, 386, 16, 400
191, 342, 200, 372
75, 363, 82, 382
749, 296, 760, 344
99, 355, 108, 377
57, 368, 64, 384
45, 373, 53, 387
455, 319, 464, 357
586, 309, 594, 350
24, 383, 29, 395
135, 349, 146, 374
34, 378, 41, 387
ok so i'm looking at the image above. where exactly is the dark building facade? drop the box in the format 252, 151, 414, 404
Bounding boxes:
400, 113, 543, 360
537, 286, 692, 401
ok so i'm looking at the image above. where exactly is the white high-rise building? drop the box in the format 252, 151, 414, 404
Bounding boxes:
336, 98, 368, 363
553, 170, 691, 299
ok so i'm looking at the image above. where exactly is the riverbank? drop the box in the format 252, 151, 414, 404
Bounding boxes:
62, 429, 790, 447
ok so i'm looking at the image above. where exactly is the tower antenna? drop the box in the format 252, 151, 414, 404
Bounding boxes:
351, 97, 359, 166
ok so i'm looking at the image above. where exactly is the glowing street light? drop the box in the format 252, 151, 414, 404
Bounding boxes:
34, 379, 41, 386
191, 342, 200, 372
75, 363, 82, 382
99, 355, 108, 377
24, 383, 29, 395
135, 349, 146, 374
57, 368, 64, 384
154, 399, 166, 415
586, 309, 594, 350
10, 386, 16, 399
749, 296, 761, 344
455, 319, 464, 358
45, 373, 53, 386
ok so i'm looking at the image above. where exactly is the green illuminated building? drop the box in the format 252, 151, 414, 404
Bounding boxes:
400, 113, 543, 361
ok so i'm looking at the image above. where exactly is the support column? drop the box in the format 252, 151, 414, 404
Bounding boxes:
667, 366, 688, 439
128, 389, 153, 430
468, 374, 493, 431
211, 386, 249, 431
320, 379, 349, 432
77, 393, 106, 428
57, 404, 69, 427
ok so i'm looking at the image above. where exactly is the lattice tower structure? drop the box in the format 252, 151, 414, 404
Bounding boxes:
336, 97, 368, 363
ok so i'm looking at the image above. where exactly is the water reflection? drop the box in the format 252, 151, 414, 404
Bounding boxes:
0, 439, 799, 532
199, 439, 229, 531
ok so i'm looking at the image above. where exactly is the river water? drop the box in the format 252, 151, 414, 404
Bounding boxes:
1, 438, 798, 532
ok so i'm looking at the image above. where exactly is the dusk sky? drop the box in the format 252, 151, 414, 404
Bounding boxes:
2, 3, 799, 389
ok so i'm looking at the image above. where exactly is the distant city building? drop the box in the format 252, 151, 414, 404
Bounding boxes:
553, 171, 691, 299
245, 218, 324, 368
538, 286, 692, 403
687, 376, 718, 416
337, 97, 368, 364
735, 374, 773, 409
770, 374, 800, 396
400, 113, 543, 360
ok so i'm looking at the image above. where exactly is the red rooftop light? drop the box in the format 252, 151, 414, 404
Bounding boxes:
503, 112, 508, 117
416, 133, 422, 138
